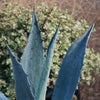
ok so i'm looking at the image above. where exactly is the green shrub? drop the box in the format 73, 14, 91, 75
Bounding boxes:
0, 2, 100, 100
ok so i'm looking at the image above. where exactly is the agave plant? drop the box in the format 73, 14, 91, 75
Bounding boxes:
0, 10, 94, 100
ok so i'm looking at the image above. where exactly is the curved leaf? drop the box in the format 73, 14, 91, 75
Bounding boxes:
6, 45, 34, 100
0, 92, 8, 100
52, 24, 94, 100
36, 27, 59, 100
20, 11, 45, 95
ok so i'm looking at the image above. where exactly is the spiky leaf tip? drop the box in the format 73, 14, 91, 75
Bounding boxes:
36, 27, 59, 100
20, 10, 45, 96
52, 24, 94, 100
6, 44, 34, 100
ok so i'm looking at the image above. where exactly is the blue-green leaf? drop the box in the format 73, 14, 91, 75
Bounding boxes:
52, 24, 94, 100
0, 92, 8, 100
36, 27, 59, 100
20, 11, 45, 96
6, 45, 34, 100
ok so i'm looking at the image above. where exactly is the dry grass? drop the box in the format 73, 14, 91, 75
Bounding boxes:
0, 0, 100, 21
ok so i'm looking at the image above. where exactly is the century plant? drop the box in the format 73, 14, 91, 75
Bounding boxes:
0, 10, 94, 100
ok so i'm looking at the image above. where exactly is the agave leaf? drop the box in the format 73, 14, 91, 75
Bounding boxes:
6, 45, 34, 100
20, 11, 45, 95
36, 27, 59, 100
0, 92, 8, 100
52, 24, 94, 100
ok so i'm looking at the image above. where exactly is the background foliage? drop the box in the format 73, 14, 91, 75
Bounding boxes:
0, 2, 100, 100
